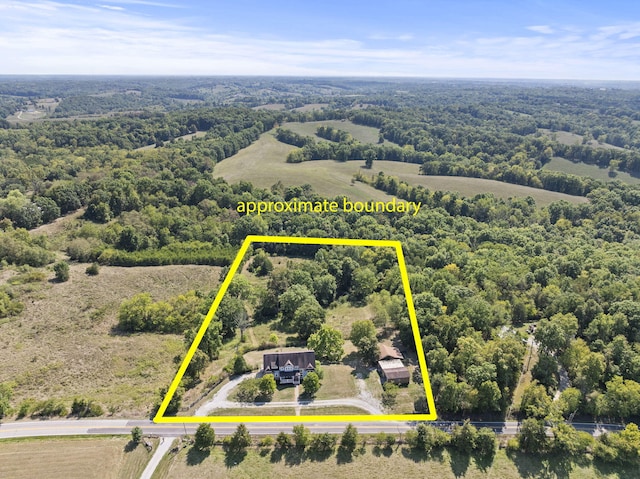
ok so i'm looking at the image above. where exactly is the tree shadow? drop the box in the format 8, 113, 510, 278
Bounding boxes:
372, 445, 393, 458
186, 447, 210, 466
341, 351, 359, 365
448, 450, 471, 478
223, 448, 247, 468
123, 440, 138, 453
508, 451, 573, 479
336, 446, 356, 464
472, 450, 495, 472
284, 448, 305, 466
306, 447, 334, 462
269, 447, 285, 463
594, 459, 640, 479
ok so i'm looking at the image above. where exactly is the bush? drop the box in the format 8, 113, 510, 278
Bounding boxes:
382, 382, 399, 407
85, 262, 100, 275
32, 398, 68, 417
302, 372, 320, 396
276, 431, 293, 450
259, 436, 274, 448
53, 261, 70, 282
71, 398, 104, 417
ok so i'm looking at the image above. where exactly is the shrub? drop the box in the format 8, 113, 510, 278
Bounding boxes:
53, 261, 70, 282
85, 262, 100, 275
131, 426, 143, 444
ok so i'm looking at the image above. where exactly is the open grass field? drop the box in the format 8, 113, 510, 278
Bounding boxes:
151, 445, 636, 479
543, 156, 640, 185
281, 120, 385, 144
0, 436, 155, 479
539, 129, 625, 151
300, 405, 370, 415
213, 133, 589, 206
0, 263, 221, 416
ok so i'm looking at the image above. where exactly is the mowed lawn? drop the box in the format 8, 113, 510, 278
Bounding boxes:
0, 264, 221, 416
214, 133, 588, 206
0, 436, 154, 479
151, 446, 634, 479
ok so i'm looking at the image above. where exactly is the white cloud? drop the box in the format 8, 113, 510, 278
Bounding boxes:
527, 25, 554, 35
0, 2, 639, 79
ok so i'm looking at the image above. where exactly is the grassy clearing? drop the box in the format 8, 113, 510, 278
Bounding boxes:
300, 405, 370, 415
539, 129, 625, 150
315, 365, 358, 400
209, 407, 297, 416
0, 263, 221, 416
214, 133, 588, 206
543, 157, 640, 185
0, 436, 155, 479
292, 103, 329, 112
509, 340, 539, 417
326, 303, 374, 338
281, 120, 385, 145
151, 445, 633, 479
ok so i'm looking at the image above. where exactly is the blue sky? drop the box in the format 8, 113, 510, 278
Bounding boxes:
1, 0, 639, 79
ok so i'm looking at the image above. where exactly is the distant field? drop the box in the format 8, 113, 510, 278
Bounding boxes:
544, 156, 640, 185
151, 446, 632, 479
212, 133, 395, 202
292, 103, 329, 112
0, 264, 221, 416
0, 436, 154, 479
539, 128, 625, 151
281, 120, 384, 144
214, 133, 588, 206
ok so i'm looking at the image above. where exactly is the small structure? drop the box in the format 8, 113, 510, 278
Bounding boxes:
263, 351, 316, 385
377, 344, 410, 386
378, 359, 410, 386
378, 344, 404, 361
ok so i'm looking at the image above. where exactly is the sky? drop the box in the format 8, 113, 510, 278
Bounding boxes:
1, 0, 639, 80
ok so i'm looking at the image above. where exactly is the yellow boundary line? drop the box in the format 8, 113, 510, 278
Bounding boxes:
154, 235, 437, 423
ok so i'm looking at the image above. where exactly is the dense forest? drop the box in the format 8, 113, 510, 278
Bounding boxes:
2, 77, 640, 462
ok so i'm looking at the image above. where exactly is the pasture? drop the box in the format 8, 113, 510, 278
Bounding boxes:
543, 156, 640, 185
213, 133, 589, 206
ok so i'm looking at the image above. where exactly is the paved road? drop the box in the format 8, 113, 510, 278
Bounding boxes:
0, 418, 625, 440
139, 436, 175, 479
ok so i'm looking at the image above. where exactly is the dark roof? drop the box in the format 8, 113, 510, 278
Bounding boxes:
263, 351, 316, 371
382, 368, 410, 380
379, 344, 404, 361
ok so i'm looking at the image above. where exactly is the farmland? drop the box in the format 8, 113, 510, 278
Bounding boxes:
214, 133, 589, 206
0, 436, 155, 479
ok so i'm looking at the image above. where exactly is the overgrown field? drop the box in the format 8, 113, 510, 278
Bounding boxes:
0, 436, 155, 479
0, 264, 220, 416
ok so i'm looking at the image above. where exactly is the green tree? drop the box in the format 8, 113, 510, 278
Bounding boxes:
275, 431, 293, 450
451, 420, 478, 454
340, 424, 358, 453
518, 418, 548, 453
350, 319, 379, 362
293, 424, 311, 449
131, 426, 143, 444
302, 372, 320, 397
227, 423, 251, 452
307, 325, 344, 362
259, 374, 276, 400
194, 423, 216, 450
293, 298, 326, 340
520, 381, 552, 418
